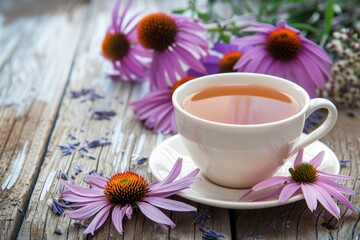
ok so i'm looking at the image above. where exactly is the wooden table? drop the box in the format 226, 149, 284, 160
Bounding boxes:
0, 0, 359, 239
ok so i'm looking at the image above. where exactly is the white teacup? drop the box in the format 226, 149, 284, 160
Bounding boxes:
172, 73, 337, 188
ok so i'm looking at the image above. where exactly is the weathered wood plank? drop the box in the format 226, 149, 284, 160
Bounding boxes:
17, 0, 232, 239
234, 110, 360, 239
0, 0, 88, 239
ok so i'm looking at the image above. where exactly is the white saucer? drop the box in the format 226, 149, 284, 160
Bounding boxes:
149, 134, 340, 209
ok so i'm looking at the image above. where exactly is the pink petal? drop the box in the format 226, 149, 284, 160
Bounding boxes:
252, 176, 289, 191
173, 45, 206, 74
137, 201, 176, 227
66, 200, 110, 220
309, 151, 325, 168
142, 196, 197, 212
278, 183, 301, 202
83, 204, 112, 235
294, 149, 304, 167
111, 206, 126, 234
62, 193, 107, 204
311, 184, 340, 218
316, 182, 356, 213
125, 204, 133, 219
117, 0, 132, 30
151, 158, 183, 189
317, 176, 355, 195
301, 183, 318, 211
86, 175, 107, 189
61, 180, 104, 197
317, 170, 355, 180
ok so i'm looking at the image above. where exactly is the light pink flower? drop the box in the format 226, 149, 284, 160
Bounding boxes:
137, 12, 208, 90
231, 20, 332, 98
101, 0, 150, 82
61, 158, 199, 235
244, 149, 356, 218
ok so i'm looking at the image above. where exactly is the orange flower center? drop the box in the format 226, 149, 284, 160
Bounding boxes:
219, 51, 243, 72
137, 13, 177, 52
104, 172, 148, 206
170, 76, 196, 95
289, 163, 318, 183
102, 33, 130, 61
266, 28, 301, 61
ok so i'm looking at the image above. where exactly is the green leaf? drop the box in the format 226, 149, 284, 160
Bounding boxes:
172, 8, 188, 14
324, 0, 334, 34
219, 33, 231, 43
197, 11, 210, 22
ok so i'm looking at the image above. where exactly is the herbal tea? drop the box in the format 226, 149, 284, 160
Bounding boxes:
182, 84, 300, 124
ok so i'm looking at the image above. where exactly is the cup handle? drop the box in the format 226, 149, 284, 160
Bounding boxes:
291, 98, 338, 155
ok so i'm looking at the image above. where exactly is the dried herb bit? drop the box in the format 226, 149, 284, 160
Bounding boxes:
68, 133, 77, 140
347, 112, 356, 118
201, 228, 225, 240
54, 229, 62, 235
73, 222, 89, 228
57, 142, 80, 156
52, 196, 69, 215
58, 170, 69, 181
137, 157, 148, 165
339, 159, 351, 167
73, 165, 83, 175
194, 210, 213, 227
70, 88, 94, 99
86, 138, 112, 148
90, 92, 105, 101
92, 109, 116, 120
87, 169, 103, 177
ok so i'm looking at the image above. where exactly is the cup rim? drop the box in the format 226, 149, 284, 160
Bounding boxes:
172, 72, 310, 129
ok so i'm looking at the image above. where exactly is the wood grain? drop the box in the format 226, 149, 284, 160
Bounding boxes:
1, 0, 359, 239
0, 0, 88, 239
16, 0, 231, 239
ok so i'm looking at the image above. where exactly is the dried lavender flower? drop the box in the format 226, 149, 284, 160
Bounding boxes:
194, 210, 213, 227
57, 142, 79, 156
73, 165, 83, 175
201, 228, 225, 240
68, 133, 76, 140
73, 222, 89, 228
70, 88, 94, 99
54, 229, 62, 235
90, 92, 105, 101
339, 159, 351, 167
86, 138, 112, 148
52, 196, 69, 215
137, 156, 148, 165
92, 109, 116, 120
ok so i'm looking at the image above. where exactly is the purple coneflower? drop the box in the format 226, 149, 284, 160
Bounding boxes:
101, 0, 150, 82
245, 149, 356, 218
131, 76, 196, 134
231, 20, 332, 98
137, 13, 208, 90
188, 43, 250, 77
61, 158, 199, 235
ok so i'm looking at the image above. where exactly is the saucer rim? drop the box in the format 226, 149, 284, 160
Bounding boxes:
149, 134, 340, 209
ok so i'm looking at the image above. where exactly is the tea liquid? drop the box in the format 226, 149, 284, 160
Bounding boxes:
182, 84, 300, 125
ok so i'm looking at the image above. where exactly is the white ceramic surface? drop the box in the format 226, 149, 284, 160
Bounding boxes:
149, 134, 340, 209
172, 73, 338, 188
